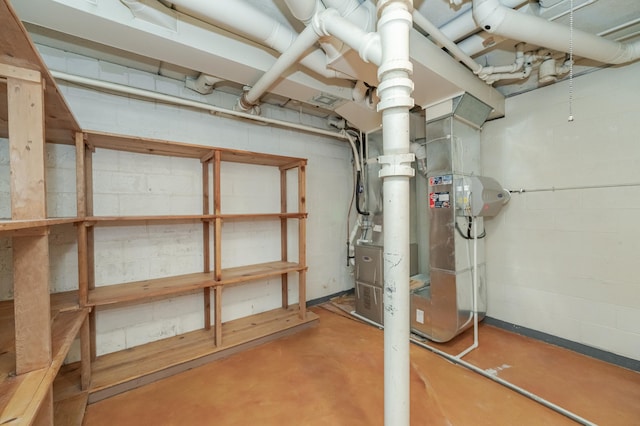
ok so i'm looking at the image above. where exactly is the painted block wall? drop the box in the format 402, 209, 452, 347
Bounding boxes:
0, 45, 356, 357
482, 61, 640, 360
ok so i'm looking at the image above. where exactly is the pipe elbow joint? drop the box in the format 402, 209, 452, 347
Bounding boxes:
472, 0, 506, 34
312, 8, 341, 37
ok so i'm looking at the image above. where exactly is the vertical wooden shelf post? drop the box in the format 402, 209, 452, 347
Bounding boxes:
279, 168, 289, 309
7, 70, 55, 423
213, 150, 222, 346
8, 72, 51, 371
84, 142, 97, 361
202, 154, 211, 330
76, 131, 92, 390
298, 162, 307, 320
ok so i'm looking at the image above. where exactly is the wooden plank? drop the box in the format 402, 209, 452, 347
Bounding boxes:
13, 236, 52, 374
75, 132, 86, 217
214, 286, 222, 347
53, 392, 87, 426
77, 225, 88, 306
32, 388, 53, 426
298, 164, 307, 319
85, 148, 96, 361
218, 261, 304, 287
280, 168, 289, 309
213, 151, 222, 281
80, 318, 91, 391
202, 160, 211, 330
8, 77, 46, 220
0, 63, 40, 82
88, 272, 216, 307
204, 213, 307, 221
219, 148, 303, 167
85, 215, 208, 225
0, 0, 80, 144
88, 307, 318, 398
0, 218, 81, 234
0, 308, 88, 425
84, 130, 211, 159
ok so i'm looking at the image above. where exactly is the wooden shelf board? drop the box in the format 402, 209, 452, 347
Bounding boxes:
219, 149, 305, 167
0, 307, 88, 425
88, 307, 318, 400
85, 130, 213, 159
219, 261, 304, 287
88, 262, 303, 307
210, 213, 307, 221
86, 215, 208, 226
88, 272, 216, 307
0, 217, 81, 234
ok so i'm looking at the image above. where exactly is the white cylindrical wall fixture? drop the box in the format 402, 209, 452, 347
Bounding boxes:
472, 0, 640, 64
376, 0, 415, 424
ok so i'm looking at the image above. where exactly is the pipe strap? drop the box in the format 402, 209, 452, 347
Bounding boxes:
378, 153, 416, 178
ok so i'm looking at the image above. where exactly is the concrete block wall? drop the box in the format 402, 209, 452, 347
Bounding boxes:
482, 60, 640, 360
1, 45, 354, 356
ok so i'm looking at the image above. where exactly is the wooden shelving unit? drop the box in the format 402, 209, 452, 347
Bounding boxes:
0, 1, 90, 424
78, 130, 315, 396
1, 0, 317, 421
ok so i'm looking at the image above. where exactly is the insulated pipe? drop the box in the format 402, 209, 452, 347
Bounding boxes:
49, 70, 348, 141
473, 0, 640, 64
376, 1, 415, 424
165, 0, 349, 79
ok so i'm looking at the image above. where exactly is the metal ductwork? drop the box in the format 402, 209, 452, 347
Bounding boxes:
410, 93, 507, 342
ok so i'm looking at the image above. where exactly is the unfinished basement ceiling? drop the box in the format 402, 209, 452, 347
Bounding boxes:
12, 0, 640, 132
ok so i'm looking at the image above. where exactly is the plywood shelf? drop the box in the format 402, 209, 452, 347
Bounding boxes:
82, 213, 307, 226
88, 261, 304, 308
88, 307, 318, 400
0, 305, 88, 425
219, 261, 305, 287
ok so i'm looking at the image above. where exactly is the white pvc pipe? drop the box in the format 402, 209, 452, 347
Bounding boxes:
473, 0, 640, 64
49, 70, 348, 141
377, 1, 415, 424
456, 216, 479, 359
323, 0, 377, 32
410, 338, 598, 426
318, 9, 382, 66
241, 24, 322, 108
166, 0, 348, 79
437, 0, 527, 42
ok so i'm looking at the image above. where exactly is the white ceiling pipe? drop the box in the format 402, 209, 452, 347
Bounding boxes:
438, 0, 526, 42
318, 9, 382, 66
456, 32, 507, 56
50, 70, 348, 141
165, 0, 349, 79
240, 8, 383, 110
413, 11, 482, 74
473, 0, 640, 64
282, 0, 322, 25
240, 23, 323, 109
323, 0, 377, 32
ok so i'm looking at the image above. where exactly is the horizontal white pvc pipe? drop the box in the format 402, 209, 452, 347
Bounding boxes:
319, 9, 382, 66
413, 11, 482, 74
437, 0, 527, 42
410, 338, 597, 426
49, 70, 348, 141
166, 0, 347, 79
473, 0, 640, 64
242, 24, 322, 107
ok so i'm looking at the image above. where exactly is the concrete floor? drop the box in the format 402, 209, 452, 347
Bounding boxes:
83, 306, 640, 425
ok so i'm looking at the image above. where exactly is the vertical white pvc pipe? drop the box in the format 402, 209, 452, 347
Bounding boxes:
376, 1, 414, 424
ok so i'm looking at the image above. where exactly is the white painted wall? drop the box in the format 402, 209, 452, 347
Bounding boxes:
0, 45, 356, 357
482, 61, 640, 361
